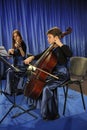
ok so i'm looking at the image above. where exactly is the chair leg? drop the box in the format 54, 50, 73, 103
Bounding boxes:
63, 86, 68, 115
79, 83, 86, 110
63, 86, 66, 95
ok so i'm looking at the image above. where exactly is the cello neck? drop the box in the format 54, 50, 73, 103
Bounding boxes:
35, 43, 55, 66
61, 27, 72, 38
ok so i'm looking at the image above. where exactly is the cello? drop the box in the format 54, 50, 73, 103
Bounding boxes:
24, 27, 72, 99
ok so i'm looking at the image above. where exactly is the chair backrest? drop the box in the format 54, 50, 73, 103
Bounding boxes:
69, 56, 87, 76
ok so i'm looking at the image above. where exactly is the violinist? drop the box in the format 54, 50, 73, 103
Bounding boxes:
5, 29, 27, 95
24, 27, 72, 120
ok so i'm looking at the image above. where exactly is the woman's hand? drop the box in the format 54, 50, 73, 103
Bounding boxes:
8, 49, 14, 54
54, 37, 63, 47
24, 56, 35, 65
15, 42, 21, 49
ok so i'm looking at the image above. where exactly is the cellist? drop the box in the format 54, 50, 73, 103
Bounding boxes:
24, 27, 72, 120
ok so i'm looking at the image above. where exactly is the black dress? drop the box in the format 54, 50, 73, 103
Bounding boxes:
32, 45, 72, 120
5, 41, 27, 95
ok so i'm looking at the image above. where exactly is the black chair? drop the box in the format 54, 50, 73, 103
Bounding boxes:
0, 62, 5, 94
62, 56, 87, 115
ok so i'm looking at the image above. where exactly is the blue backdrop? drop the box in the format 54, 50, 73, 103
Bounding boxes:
0, 0, 87, 57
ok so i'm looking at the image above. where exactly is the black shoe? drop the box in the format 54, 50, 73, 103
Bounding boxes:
43, 114, 60, 121
43, 117, 48, 121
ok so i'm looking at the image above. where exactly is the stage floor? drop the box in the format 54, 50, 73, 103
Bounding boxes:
0, 80, 87, 130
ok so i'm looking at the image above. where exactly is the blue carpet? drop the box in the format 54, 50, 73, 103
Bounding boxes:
0, 80, 87, 130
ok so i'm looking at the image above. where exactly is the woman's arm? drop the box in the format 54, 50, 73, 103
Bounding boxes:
24, 49, 47, 65
18, 41, 26, 57
18, 46, 25, 57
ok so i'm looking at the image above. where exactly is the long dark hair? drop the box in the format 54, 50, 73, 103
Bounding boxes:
12, 29, 22, 48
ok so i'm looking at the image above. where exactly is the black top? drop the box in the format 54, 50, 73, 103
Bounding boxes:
34, 45, 72, 65
13, 41, 26, 57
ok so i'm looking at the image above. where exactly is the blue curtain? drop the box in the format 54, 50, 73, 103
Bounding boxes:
0, 0, 87, 58
0, 1, 87, 121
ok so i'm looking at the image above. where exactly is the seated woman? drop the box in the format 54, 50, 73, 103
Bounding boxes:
24, 27, 72, 120
5, 29, 27, 95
